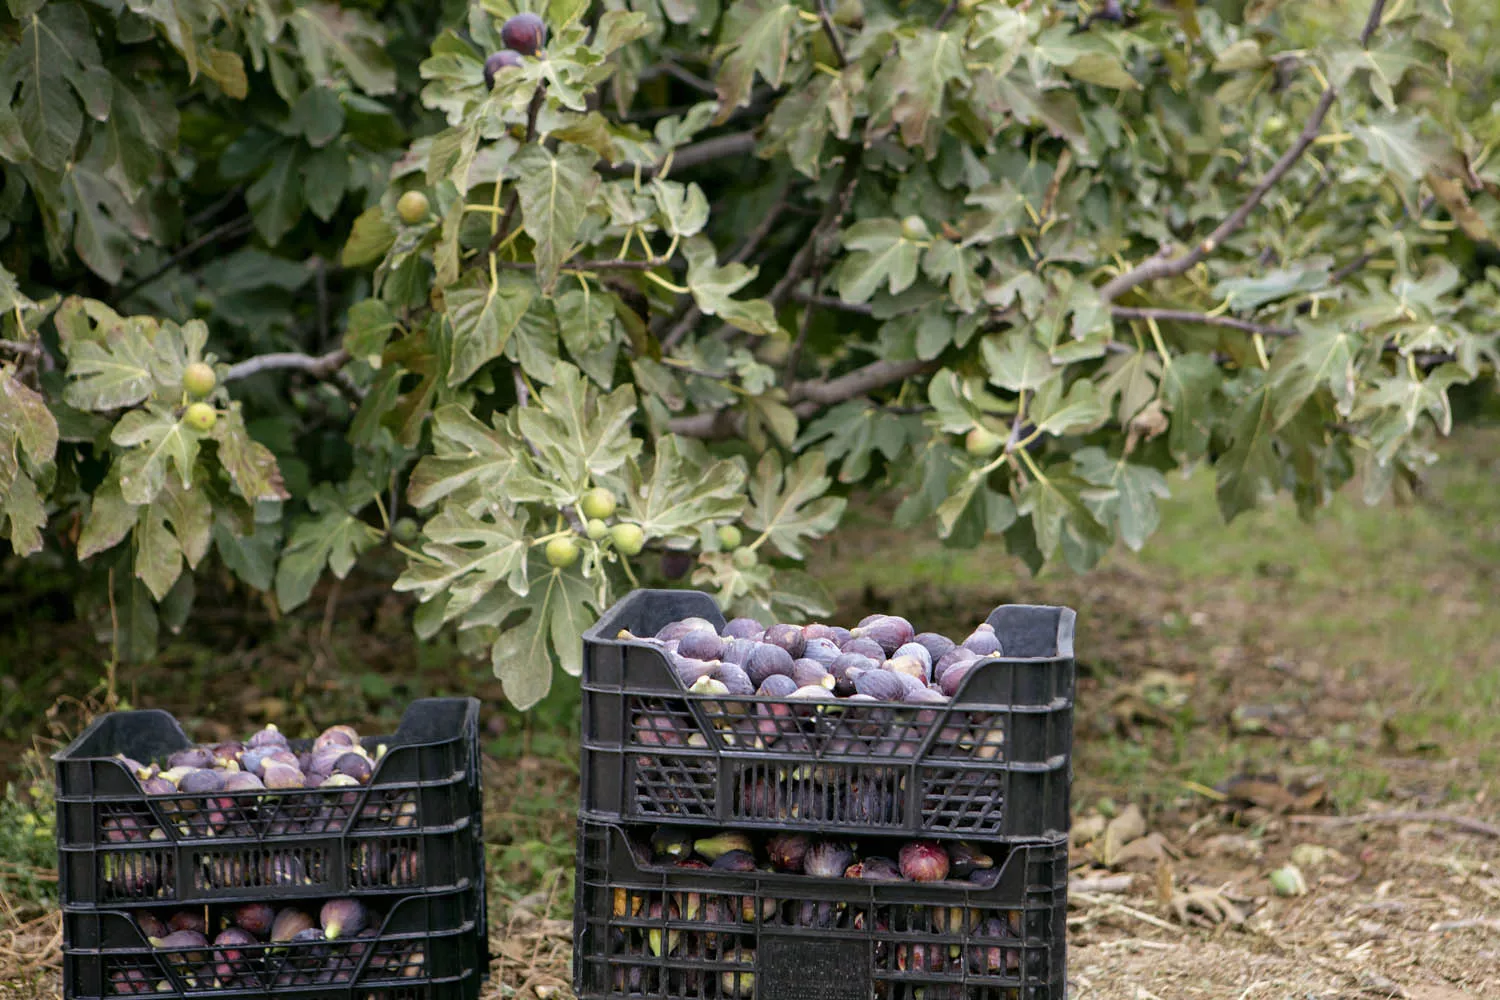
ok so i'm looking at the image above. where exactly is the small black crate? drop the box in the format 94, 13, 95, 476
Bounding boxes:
54, 699, 483, 906
63, 882, 484, 999
573, 820, 1068, 1000
580, 591, 1074, 842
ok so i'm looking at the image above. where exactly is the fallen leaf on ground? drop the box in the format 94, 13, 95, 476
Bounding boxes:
1169, 886, 1246, 927
1100, 804, 1148, 865
1111, 832, 1181, 871
1218, 773, 1325, 812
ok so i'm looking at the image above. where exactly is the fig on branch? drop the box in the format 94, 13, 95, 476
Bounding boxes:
501, 12, 547, 55
716, 524, 742, 548
965, 425, 1004, 457
182, 362, 217, 398
184, 402, 217, 432
396, 190, 430, 224
731, 546, 757, 569
580, 486, 616, 519
545, 536, 580, 568
899, 215, 930, 241
610, 522, 645, 555
482, 49, 523, 89
392, 517, 419, 543
585, 517, 608, 540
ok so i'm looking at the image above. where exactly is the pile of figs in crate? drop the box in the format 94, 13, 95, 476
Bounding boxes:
109, 898, 413, 993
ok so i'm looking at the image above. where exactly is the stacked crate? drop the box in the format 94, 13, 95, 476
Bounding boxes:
53, 698, 489, 999
573, 589, 1075, 1000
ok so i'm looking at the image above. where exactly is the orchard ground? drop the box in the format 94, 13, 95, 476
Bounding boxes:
2, 430, 1499, 998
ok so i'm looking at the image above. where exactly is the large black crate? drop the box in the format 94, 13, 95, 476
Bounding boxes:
580, 591, 1074, 842
573, 819, 1068, 1000
53, 699, 484, 906
63, 881, 484, 999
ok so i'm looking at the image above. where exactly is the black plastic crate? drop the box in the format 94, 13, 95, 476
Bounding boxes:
573, 820, 1067, 1000
63, 882, 484, 999
581, 591, 1074, 842
54, 699, 484, 905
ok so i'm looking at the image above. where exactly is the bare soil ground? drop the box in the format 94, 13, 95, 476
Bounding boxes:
3, 429, 1498, 999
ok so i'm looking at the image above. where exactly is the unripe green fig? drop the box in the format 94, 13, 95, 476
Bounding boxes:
965, 425, 1004, 457
585, 518, 608, 540
392, 517, 419, 544
397, 190, 430, 224
716, 524, 742, 549
900, 215, 930, 241
581, 487, 617, 520
546, 536, 580, 568
182, 361, 217, 398
732, 546, 757, 570
610, 523, 645, 556
184, 402, 217, 433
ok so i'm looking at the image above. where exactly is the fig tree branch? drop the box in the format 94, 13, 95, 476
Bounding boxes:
496, 256, 680, 272
791, 291, 874, 316
113, 215, 254, 302
604, 133, 759, 179
784, 156, 863, 381
224, 348, 350, 383
1097, 0, 1387, 304
1110, 307, 1297, 338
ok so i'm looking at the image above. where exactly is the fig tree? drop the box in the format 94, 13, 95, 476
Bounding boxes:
545, 536, 580, 568
580, 486, 617, 519
610, 522, 645, 555
396, 190, 430, 224
716, 524, 742, 548
182, 361, 217, 398
965, 425, 1004, 457
501, 12, 547, 55
184, 402, 217, 432
483, 50, 523, 89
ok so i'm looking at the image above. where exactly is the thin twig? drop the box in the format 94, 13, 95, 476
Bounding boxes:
1288, 810, 1500, 839
814, 0, 847, 68
934, 0, 961, 30
224, 348, 350, 383
491, 83, 548, 253
496, 256, 677, 273
791, 291, 874, 316
783, 161, 863, 383
651, 60, 716, 96
603, 133, 759, 179
1099, 0, 1387, 303
1330, 196, 1435, 284
0, 338, 43, 357
767, 148, 863, 308
1111, 307, 1297, 338
114, 215, 254, 302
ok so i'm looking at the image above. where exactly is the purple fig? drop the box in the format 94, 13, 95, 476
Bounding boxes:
656, 617, 716, 642
501, 11, 547, 55
723, 617, 765, 640
767, 833, 810, 872
482, 49, 524, 89
247, 724, 288, 750
840, 637, 886, 661
320, 898, 368, 939
335, 752, 373, 783
962, 623, 1003, 656
262, 760, 305, 789
801, 637, 841, 667
233, 902, 275, 937
271, 909, 314, 943
913, 632, 956, 661
829, 652, 877, 694
804, 839, 855, 878
743, 642, 794, 686
672, 656, 721, 687
168, 912, 207, 935
137, 913, 169, 939
849, 856, 903, 881
856, 614, 883, 629
905, 685, 949, 704
762, 624, 806, 659
892, 642, 933, 672
935, 645, 978, 679
221, 771, 264, 793
168, 747, 215, 770
148, 930, 208, 963
885, 654, 928, 682
313, 726, 358, 752
969, 866, 1004, 889
791, 659, 835, 690
213, 926, 256, 961
854, 669, 906, 702
756, 674, 797, 698
633, 713, 683, 747
802, 623, 848, 643
678, 629, 725, 661
720, 637, 757, 666
851, 616, 914, 655
262, 854, 309, 886
939, 661, 976, 697
898, 840, 951, 882
710, 849, 758, 872
713, 662, 755, 695
178, 769, 225, 795
141, 777, 177, 795
948, 841, 994, 877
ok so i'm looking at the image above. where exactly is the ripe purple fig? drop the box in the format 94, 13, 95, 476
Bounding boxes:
850, 615, 914, 655
962, 623, 1003, 656
213, 926, 256, 963
849, 856, 903, 881
743, 642, 794, 687
656, 617, 716, 642
720, 637, 757, 666
968, 866, 1004, 889
802, 623, 848, 643
678, 629, 725, 661
141, 777, 177, 795
885, 654, 928, 682
710, 849, 758, 872
168, 912, 207, 935
756, 674, 797, 698
913, 632, 956, 661
148, 930, 208, 962
767, 833, 810, 872
483, 49, 525, 89
762, 624, 806, 659
262, 854, 309, 886
829, 652, 877, 694
856, 613, 882, 629
672, 656, 720, 687
892, 642, 933, 673
854, 669, 906, 702
898, 840, 951, 882
233, 902, 275, 937
262, 760, 305, 789
335, 752, 373, 783
723, 617, 765, 640
939, 661, 975, 697
501, 11, 547, 55
221, 771, 264, 793
935, 645, 977, 679
270, 909, 315, 943
314, 724, 359, 749
713, 662, 755, 696
801, 636, 841, 667
791, 659, 835, 690
168, 747, 215, 770
247, 724, 288, 750
320, 898, 369, 939
803, 839, 855, 878
905, 685, 949, 704
948, 841, 994, 877
178, 769, 225, 795
840, 637, 886, 661
136, 913, 169, 939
